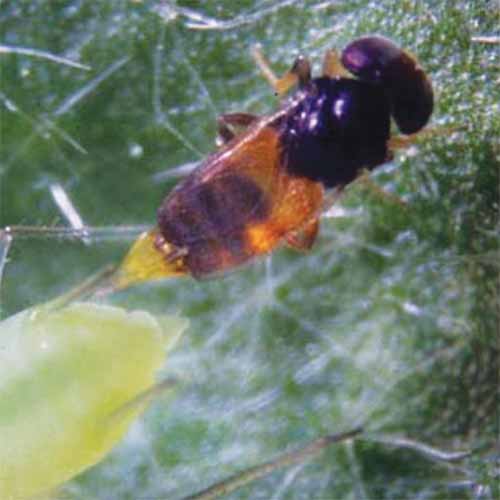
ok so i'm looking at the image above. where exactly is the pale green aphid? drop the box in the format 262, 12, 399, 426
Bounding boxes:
0, 301, 187, 499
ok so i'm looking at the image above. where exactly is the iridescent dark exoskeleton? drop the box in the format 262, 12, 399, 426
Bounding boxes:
117, 35, 433, 287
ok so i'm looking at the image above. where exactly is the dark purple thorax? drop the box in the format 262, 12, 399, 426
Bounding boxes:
277, 77, 391, 187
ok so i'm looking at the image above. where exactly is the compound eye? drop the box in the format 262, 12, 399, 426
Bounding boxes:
341, 36, 433, 134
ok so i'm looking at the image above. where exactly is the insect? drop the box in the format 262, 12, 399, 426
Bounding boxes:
115, 35, 433, 289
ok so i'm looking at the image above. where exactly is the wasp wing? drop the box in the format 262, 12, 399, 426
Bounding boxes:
157, 115, 324, 277
157, 121, 282, 247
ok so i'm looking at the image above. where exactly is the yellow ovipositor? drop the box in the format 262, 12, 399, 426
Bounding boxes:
113, 229, 187, 290
0, 302, 187, 499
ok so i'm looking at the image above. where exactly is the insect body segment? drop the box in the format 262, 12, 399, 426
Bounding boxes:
279, 76, 392, 187
115, 36, 433, 289
156, 123, 323, 278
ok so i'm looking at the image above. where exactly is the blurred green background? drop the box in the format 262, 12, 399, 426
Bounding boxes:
1, 1, 498, 498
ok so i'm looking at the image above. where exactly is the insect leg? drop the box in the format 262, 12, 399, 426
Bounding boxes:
355, 170, 407, 207
322, 49, 350, 78
285, 217, 320, 252
388, 125, 463, 150
251, 45, 311, 96
289, 55, 312, 88
216, 112, 259, 145
387, 133, 421, 150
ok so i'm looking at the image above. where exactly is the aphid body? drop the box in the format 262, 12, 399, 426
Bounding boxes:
0, 302, 186, 499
